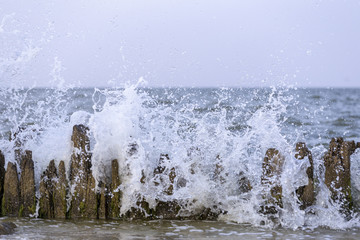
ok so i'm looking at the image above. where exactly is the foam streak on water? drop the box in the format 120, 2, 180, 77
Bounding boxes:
0, 83, 360, 231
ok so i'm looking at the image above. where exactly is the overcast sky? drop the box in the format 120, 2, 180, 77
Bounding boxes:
1, 0, 360, 88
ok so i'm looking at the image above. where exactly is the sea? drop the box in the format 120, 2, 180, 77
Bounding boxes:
0, 85, 360, 239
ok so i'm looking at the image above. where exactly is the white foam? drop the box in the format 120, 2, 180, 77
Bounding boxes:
0, 83, 359, 229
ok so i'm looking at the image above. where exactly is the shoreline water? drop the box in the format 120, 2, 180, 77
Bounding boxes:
2, 217, 360, 239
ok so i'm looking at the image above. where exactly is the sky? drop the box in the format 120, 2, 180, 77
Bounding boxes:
0, 0, 360, 88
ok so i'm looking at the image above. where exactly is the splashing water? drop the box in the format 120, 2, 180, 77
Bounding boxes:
0, 80, 360, 230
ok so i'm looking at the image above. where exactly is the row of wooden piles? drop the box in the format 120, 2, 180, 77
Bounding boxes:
0, 124, 359, 219
261, 139, 360, 215
0, 125, 213, 220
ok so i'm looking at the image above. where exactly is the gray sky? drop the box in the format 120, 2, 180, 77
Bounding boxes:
1, 0, 360, 88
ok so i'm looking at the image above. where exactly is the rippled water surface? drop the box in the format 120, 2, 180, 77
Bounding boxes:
1, 218, 360, 240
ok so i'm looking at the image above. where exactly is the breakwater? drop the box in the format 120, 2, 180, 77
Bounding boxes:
0, 124, 359, 221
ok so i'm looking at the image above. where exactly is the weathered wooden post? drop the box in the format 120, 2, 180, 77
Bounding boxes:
109, 159, 121, 219
69, 124, 97, 218
39, 160, 68, 219
2, 162, 20, 216
54, 161, 68, 218
39, 160, 57, 218
295, 142, 315, 209
260, 148, 285, 214
97, 180, 110, 219
19, 150, 36, 217
324, 137, 357, 214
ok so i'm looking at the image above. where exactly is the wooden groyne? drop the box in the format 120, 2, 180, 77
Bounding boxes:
0, 125, 359, 220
